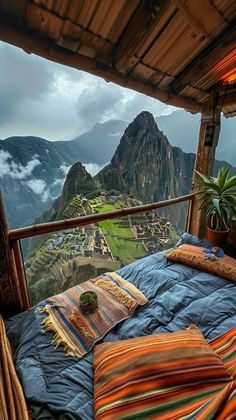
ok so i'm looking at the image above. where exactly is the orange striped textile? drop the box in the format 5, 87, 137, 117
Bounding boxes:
93, 325, 236, 420
166, 244, 236, 282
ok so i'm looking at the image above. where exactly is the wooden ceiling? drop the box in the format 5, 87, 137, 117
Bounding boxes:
0, 0, 236, 116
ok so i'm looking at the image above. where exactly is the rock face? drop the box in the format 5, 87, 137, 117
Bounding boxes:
54, 162, 97, 218
96, 112, 195, 206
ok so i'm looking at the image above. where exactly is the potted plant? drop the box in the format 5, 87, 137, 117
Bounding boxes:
79, 291, 98, 314
196, 166, 236, 246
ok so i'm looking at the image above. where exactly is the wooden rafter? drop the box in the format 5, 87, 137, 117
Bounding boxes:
172, 0, 226, 37
0, 19, 201, 112
26, 3, 114, 62
170, 20, 236, 95
113, 0, 175, 73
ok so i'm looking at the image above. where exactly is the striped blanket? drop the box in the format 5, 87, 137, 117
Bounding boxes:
94, 326, 236, 419
41, 272, 147, 358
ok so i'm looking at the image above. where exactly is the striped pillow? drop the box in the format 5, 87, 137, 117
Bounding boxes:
166, 244, 236, 282
93, 326, 232, 419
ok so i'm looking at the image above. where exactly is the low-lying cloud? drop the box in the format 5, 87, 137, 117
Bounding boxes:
84, 163, 106, 176
59, 164, 71, 176
0, 150, 41, 179
26, 179, 46, 195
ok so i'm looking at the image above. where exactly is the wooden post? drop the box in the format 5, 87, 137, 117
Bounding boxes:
189, 95, 221, 238
0, 191, 23, 316
12, 241, 30, 310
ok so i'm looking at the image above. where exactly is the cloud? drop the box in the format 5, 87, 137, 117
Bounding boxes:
59, 164, 71, 176
25, 179, 56, 203
75, 80, 123, 132
0, 150, 41, 179
0, 42, 176, 141
74, 77, 176, 134
0, 150, 13, 177
0, 43, 55, 125
84, 163, 106, 176
26, 179, 46, 194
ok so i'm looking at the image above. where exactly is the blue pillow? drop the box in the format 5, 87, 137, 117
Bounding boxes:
176, 232, 210, 248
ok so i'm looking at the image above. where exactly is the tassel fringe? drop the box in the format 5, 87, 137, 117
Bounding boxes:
40, 306, 81, 358
95, 279, 137, 312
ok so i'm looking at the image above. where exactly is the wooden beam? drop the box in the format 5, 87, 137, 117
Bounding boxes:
11, 241, 30, 310
172, 0, 226, 37
170, 20, 236, 95
0, 192, 22, 316
0, 19, 201, 112
113, 0, 173, 72
218, 87, 236, 107
26, 3, 114, 62
189, 96, 221, 238
9, 194, 195, 241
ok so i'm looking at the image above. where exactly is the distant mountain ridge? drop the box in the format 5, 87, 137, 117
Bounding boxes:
0, 120, 127, 227
1, 110, 235, 228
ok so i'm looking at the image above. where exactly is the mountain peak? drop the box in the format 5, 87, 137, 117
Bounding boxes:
56, 162, 97, 216
124, 111, 158, 136
133, 110, 156, 124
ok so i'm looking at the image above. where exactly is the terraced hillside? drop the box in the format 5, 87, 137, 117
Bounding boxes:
26, 193, 180, 304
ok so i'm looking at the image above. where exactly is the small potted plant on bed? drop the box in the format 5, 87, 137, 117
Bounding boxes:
79, 291, 98, 314
196, 166, 236, 246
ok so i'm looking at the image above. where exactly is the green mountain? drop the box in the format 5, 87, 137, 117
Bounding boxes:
0, 120, 126, 227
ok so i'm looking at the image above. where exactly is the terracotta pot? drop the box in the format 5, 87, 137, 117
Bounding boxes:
206, 226, 229, 246
79, 291, 98, 315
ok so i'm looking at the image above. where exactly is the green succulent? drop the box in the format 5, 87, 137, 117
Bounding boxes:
196, 166, 236, 231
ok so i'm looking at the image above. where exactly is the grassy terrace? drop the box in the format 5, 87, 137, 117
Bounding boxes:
91, 201, 147, 265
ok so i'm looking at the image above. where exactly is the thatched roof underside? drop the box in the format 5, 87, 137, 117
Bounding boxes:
0, 0, 235, 116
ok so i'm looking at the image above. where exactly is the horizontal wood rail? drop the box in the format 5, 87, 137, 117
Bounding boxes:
9, 194, 195, 242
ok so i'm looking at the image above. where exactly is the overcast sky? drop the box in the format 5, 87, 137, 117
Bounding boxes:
0, 41, 176, 141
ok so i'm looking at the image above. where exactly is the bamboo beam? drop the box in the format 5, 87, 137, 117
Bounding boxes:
9, 194, 194, 241
170, 20, 236, 95
0, 19, 201, 113
11, 241, 30, 310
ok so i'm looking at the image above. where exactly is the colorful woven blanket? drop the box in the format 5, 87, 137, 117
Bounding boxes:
94, 325, 236, 419
41, 272, 147, 358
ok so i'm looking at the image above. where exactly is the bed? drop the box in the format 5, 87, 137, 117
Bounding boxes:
5, 234, 236, 419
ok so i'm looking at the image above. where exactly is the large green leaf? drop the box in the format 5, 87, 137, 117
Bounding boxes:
217, 166, 231, 191
222, 175, 236, 192
196, 166, 236, 230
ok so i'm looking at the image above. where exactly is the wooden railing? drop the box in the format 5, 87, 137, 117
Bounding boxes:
8, 193, 195, 310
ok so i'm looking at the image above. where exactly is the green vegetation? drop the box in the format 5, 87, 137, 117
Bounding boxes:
94, 202, 147, 265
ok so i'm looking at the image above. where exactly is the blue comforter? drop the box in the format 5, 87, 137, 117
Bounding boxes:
5, 244, 236, 419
